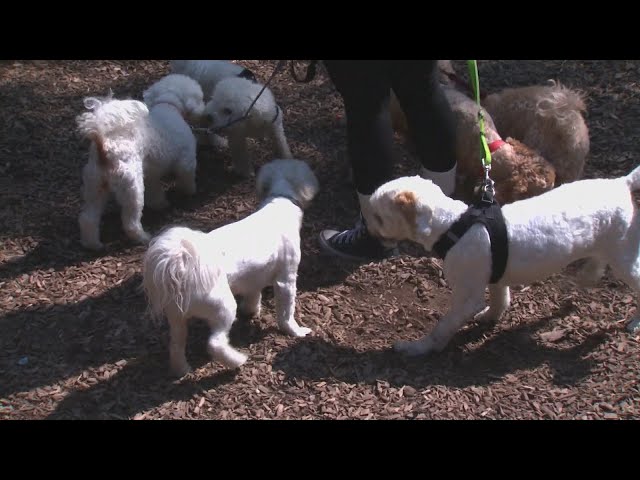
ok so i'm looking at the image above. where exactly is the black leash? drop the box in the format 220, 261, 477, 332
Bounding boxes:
203, 60, 288, 135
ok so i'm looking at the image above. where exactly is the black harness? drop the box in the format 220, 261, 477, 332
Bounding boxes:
237, 68, 258, 83
432, 199, 509, 284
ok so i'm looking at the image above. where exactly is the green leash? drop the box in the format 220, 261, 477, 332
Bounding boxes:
467, 60, 496, 203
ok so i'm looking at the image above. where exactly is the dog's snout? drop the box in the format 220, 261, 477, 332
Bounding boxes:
204, 113, 214, 124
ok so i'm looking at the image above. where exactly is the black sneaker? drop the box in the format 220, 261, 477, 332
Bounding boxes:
318, 215, 399, 262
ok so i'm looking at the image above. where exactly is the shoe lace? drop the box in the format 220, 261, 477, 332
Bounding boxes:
335, 224, 367, 245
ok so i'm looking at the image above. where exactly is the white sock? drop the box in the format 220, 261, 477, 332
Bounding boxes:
420, 164, 457, 197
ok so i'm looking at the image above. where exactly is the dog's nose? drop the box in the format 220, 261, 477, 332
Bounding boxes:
204, 113, 214, 124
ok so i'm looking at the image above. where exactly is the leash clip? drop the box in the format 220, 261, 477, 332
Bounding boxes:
480, 165, 495, 204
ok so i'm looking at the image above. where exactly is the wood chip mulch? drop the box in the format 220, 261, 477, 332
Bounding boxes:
0, 60, 638, 419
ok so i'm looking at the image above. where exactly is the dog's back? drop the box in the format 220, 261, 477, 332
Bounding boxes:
501, 170, 638, 284
170, 60, 246, 98
483, 81, 589, 184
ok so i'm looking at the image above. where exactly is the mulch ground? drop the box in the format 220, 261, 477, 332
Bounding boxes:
0, 60, 638, 420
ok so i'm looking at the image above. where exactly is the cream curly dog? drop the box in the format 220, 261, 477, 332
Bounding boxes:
483, 80, 590, 185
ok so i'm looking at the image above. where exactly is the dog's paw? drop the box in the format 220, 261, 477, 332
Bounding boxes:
81, 239, 105, 251
222, 350, 248, 370
280, 322, 312, 337
626, 317, 640, 335
393, 339, 431, 356
289, 325, 313, 337
132, 231, 152, 245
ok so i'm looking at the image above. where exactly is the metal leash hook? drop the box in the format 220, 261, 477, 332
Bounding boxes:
481, 164, 495, 204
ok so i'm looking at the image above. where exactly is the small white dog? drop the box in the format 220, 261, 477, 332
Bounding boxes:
170, 60, 257, 100
367, 166, 640, 356
77, 74, 205, 249
142, 158, 319, 377
203, 76, 292, 177
170, 60, 258, 149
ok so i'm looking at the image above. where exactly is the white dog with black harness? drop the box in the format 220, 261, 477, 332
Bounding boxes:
367, 166, 640, 356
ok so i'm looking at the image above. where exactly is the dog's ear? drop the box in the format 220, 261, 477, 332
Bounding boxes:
83, 97, 102, 110
393, 191, 418, 228
295, 172, 320, 207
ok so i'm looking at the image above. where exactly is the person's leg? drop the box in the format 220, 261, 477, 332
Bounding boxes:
319, 60, 399, 261
391, 60, 457, 196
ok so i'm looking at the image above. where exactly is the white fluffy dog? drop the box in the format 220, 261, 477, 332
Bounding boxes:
170, 60, 256, 100
77, 74, 205, 249
203, 76, 292, 177
367, 166, 640, 356
142, 159, 319, 377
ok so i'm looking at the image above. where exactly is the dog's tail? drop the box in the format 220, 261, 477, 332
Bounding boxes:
536, 80, 587, 124
143, 226, 222, 323
76, 96, 149, 167
77, 95, 149, 140
625, 165, 640, 191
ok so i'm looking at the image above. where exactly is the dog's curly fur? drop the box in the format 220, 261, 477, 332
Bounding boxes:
367, 166, 640, 356
203, 76, 292, 177
482, 80, 590, 185
170, 60, 253, 100
390, 86, 556, 204
77, 74, 205, 250
142, 159, 319, 377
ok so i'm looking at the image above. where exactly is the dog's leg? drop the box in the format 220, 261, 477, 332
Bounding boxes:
207, 132, 229, 150
607, 241, 640, 334
229, 132, 253, 177
270, 117, 293, 159
114, 171, 151, 245
78, 169, 109, 250
196, 282, 247, 369
574, 257, 606, 287
238, 291, 262, 318
273, 274, 311, 337
144, 175, 170, 210
474, 285, 511, 324
174, 157, 197, 196
394, 287, 485, 355
166, 308, 191, 377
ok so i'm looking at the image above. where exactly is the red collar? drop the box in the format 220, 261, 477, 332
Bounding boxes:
488, 139, 507, 153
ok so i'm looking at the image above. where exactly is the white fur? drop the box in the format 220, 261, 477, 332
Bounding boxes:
204, 76, 292, 177
368, 166, 640, 355
142, 159, 319, 377
77, 74, 205, 250
170, 60, 247, 100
